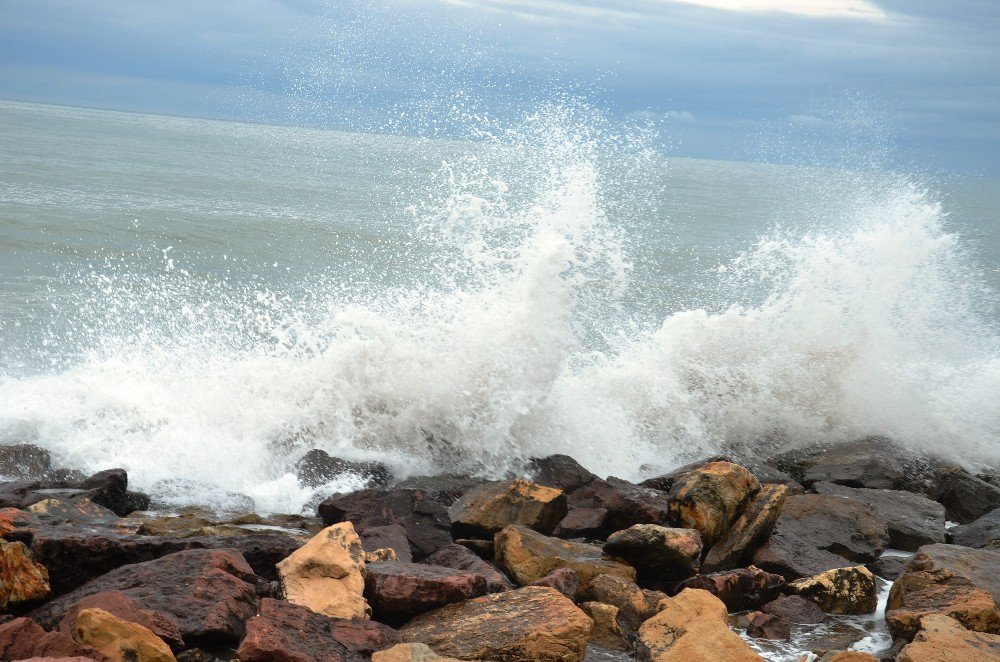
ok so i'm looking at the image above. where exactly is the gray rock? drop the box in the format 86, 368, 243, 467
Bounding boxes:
950, 507, 1000, 549
929, 467, 1000, 524
770, 493, 889, 563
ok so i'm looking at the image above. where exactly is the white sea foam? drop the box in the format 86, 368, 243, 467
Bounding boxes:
0, 103, 997, 512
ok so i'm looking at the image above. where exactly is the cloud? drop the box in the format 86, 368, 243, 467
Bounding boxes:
790, 113, 824, 125
666, 0, 886, 20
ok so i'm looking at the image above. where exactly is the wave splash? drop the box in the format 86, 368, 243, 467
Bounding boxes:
1, 103, 996, 512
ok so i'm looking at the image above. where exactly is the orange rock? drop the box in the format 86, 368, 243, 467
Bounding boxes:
449, 480, 567, 538
0, 540, 51, 611
72, 608, 175, 662
886, 567, 1000, 640
787, 566, 877, 615
494, 524, 635, 587
702, 483, 788, 572
896, 614, 1000, 661
667, 462, 760, 549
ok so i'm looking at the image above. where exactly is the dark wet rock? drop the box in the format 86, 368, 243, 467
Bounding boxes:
567, 478, 672, 536
552, 508, 607, 539
813, 482, 946, 551
746, 611, 791, 640
743, 463, 805, 495
578, 573, 667, 634
766, 436, 934, 490
868, 554, 911, 580
393, 475, 487, 507
702, 483, 787, 573
529, 568, 580, 600
526, 455, 596, 492
770, 493, 888, 562
951, 507, 1000, 549
678, 566, 785, 612
603, 524, 701, 581
787, 566, 878, 615
807, 627, 869, 657
30, 548, 259, 648
422, 543, 513, 593
295, 449, 392, 488
929, 468, 1000, 524
454, 538, 493, 559
751, 530, 855, 581
237, 597, 401, 662
79, 469, 150, 517
56, 591, 184, 651
448, 479, 567, 539
665, 461, 760, 549
760, 594, 827, 624
318, 488, 452, 560
364, 561, 490, 625
0, 469, 149, 517
0, 445, 51, 480
361, 524, 414, 563
493, 524, 635, 588
0, 617, 112, 661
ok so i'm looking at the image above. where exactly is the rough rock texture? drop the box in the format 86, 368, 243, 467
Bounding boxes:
868, 554, 910, 580
951, 508, 1000, 549
277, 522, 370, 620
318, 489, 452, 560
493, 525, 635, 587
0, 445, 51, 480
814, 653, 880, 662
72, 607, 175, 662
770, 494, 888, 563
0, 617, 112, 661
392, 476, 486, 508
678, 566, 785, 612
930, 468, 1000, 524
448, 480, 567, 539
57, 592, 184, 652
702, 484, 787, 573
236, 598, 402, 662
579, 602, 628, 651
603, 525, 701, 581
295, 449, 391, 488
529, 568, 580, 600
0, 540, 51, 612
372, 642, 465, 662
552, 509, 607, 539
400, 586, 593, 662
786, 566, 878, 615
422, 544, 512, 593
526, 455, 597, 492
567, 478, 672, 536
361, 525, 414, 563
578, 574, 666, 634
766, 437, 927, 490
759, 594, 826, 624
0, 470, 148, 518
29, 548, 258, 648
751, 530, 856, 581
745, 611, 790, 640
636, 588, 763, 661
813, 482, 946, 551
363, 561, 489, 625
639, 456, 732, 492
895, 614, 1000, 662
666, 461, 760, 549
905, 544, 1000, 604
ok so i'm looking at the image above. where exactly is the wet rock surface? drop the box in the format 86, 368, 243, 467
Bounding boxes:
678, 566, 785, 612
666, 461, 760, 549
567, 478, 672, 536
448, 479, 567, 539
0, 616, 112, 661
295, 449, 392, 488
603, 524, 701, 581
421, 543, 513, 593
526, 455, 597, 492
493, 524, 635, 587
929, 468, 1000, 524
771, 493, 889, 562
950, 507, 1000, 549
751, 530, 858, 580
637, 588, 763, 661
787, 566, 878, 615
702, 483, 787, 572
364, 561, 489, 624
895, 613, 1000, 661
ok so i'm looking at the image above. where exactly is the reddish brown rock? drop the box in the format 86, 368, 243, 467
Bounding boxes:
603, 524, 701, 581
678, 566, 784, 612
745, 611, 791, 640
372, 642, 465, 662
363, 561, 489, 625
236, 598, 402, 662
771, 494, 888, 563
422, 544, 512, 593
529, 568, 580, 600
449, 480, 567, 539
0, 540, 51, 612
760, 594, 826, 624
702, 484, 787, 572
0, 507, 39, 539
666, 461, 760, 549
578, 574, 666, 634
568, 478, 672, 535
886, 567, 1000, 640
895, 613, 1000, 661
552, 508, 608, 539
526, 455, 597, 492
0, 617, 111, 661
903, 544, 1000, 604
493, 525, 635, 587
787, 566, 878, 615
57, 592, 184, 652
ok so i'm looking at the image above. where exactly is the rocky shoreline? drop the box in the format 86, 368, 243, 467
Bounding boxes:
2, 437, 1000, 661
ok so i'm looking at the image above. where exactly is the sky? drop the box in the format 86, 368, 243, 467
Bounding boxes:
1, 0, 998, 174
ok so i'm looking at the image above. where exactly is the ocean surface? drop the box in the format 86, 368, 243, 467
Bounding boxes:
1, 99, 998, 513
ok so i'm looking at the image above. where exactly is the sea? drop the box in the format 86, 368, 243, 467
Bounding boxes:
1, 98, 998, 515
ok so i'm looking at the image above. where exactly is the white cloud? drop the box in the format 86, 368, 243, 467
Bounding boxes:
661, 0, 886, 20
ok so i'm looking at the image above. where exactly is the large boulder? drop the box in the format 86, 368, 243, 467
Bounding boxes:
905, 544, 1000, 604
702, 483, 787, 572
895, 614, 1000, 661
361, 525, 414, 563
236, 598, 401, 662
29, 549, 259, 648
277, 522, 370, 620
0, 617, 112, 661
765, 437, 930, 490
400, 586, 593, 661
930, 468, 1000, 524
751, 530, 856, 581
71, 607, 175, 662
813, 482, 946, 551
364, 561, 489, 625
0, 540, 51, 612
770, 494, 888, 562
295, 449, 391, 488
448, 480, 567, 539
392, 475, 487, 508
0, 469, 149, 517
744, 611, 790, 640
577, 574, 666, 634
666, 461, 760, 549
603, 525, 701, 582
636, 588, 763, 661
786, 566, 878, 615
57, 592, 183, 652
525, 455, 596, 492
951, 508, 1000, 549
567, 478, 672, 536
493, 525, 635, 587
422, 544, 512, 593
552, 509, 608, 539
678, 566, 784, 612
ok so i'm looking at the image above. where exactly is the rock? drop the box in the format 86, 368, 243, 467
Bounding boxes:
526, 455, 596, 492
678, 566, 785, 612
0, 540, 51, 612
759, 594, 826, 624
364, 561, 489, 625
361, 525, 414, 563
80, 470, 150, 517
568, 478, 672, 536
814, 653, 879, 662
72, 607, 175, 662
493, 525, 635, 588
930, 468, 1000, 524
895, 613, 1000, 661
422, 544, 512, 593
603, 525, 701, 582
578, 574, 666, 634
29, 549, 258, 648
665, 461, 760, 549
813, 482, 946, 551
277, 522, 370, 620
636, 588, 763, 661
448, 480, 567, 539
751, 530, 856, 581
639, 456, 733, 492
766, 437, 929, 490
0, 445, 51, 480
57, 591, 183, 652
318, 489, 452, 560
868, 554, 911, 580
295, 449, 391, 488
552, 509, 607, 539
951, 508, 1000, 549
400, 586, 592, 662
372, 642, 465, 662
392, 475, 487, 507
529, 568, 579, 600
454, 539, 493, 559
743, 463, 805, 495
745, 611, 790, 640
786, 566, 878, 615
0, 506, 38, 538
579, 602, 627, 651
702, 484, 787, 572
0, 617, 111, 661
236, 597, 401, 662
904, 543, 1000, 603
770, 494, 888, 563
0, 470, 149, 517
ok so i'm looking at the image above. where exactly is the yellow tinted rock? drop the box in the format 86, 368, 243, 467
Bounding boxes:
73, 608, 175, 662
277, 521, 370, 619
0, 540, 51, 611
